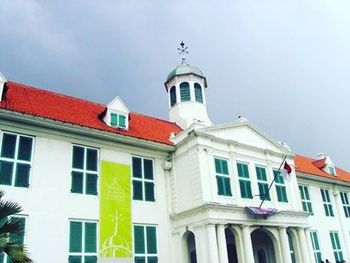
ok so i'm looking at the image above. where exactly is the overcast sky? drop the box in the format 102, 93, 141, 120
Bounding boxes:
1, 0, 349, 170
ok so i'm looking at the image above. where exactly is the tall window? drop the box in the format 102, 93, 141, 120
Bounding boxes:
340, 192, 350, 218
320, 189, 334, 217
237, 163, 252, 199
0, 216, 26, 263
134, 225, 158, 263
71, 145, 98, 195
329, 231, 344, 262
111, 113, 126, 128
310, 231, 322, 263
214, 158, 232, 197
132, 156, 155, 201
170, 86, 177, 106
69, 220, 97, 263
299, 185, 313, 213
274, 170, 288, 202
255, 166, 270, 200
194, 83, 203, 103
180, 82, 190, 102
0, 132, 33, 187
287, 233, 296, 263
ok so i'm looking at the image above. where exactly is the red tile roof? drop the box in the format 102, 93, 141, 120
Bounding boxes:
0, 81, 181, 146
312, 158, 326, 169
295, 155, 350, 183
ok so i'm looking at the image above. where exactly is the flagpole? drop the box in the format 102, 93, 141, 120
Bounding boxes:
258, 155, 287, 208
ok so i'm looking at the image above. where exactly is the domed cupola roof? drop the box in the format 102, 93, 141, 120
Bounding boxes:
167, 62, 204, 81
165, 59, 207, 88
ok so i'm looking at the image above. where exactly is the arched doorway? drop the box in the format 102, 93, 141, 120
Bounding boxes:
225, 228, 238, 263
183, 231, 197, 263
251, 229, 277, 263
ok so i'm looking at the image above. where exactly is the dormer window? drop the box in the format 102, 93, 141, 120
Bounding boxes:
103, 96, 129, 130
111, 113, 126, 128
328, 166, 335, 175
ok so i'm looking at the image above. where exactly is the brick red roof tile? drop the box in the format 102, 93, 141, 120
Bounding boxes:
312, 158, 327, 169
0, 81, 181, 146
295, 155, 350, 183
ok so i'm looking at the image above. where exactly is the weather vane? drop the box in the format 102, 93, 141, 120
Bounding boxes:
177, 41, 188, 64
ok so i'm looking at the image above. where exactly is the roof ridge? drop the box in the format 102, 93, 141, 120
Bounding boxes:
7, 81, 106, 107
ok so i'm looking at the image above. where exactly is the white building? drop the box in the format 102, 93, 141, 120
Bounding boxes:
0, 59, 349, 263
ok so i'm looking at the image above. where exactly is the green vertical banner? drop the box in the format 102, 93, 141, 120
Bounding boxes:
100, 161, 132, 259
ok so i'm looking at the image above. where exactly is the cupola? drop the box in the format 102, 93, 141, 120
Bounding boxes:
0, 72, 7, 101
103, 96, 129, 130
164, 42, 211, 130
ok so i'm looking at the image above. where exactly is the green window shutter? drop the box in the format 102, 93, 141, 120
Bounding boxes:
85, 222, 97, 253
69, 221, 82, 253
0, 161, 14, 185
1, 133, 17, 159
145, 182, 155, 201
222, 160, 228, 175
17, 136, 33, 161
72, 146, 84, 169
223, 177, 232, 196
240, 180, 252, 198
14, 163, 30, 187
86, 149, 98, 171
258, 183, 270, 200
143, 159, 153, 180
111, 113, 118, 126
68, 256, 82, 263
180, 82, 190, 102
84, 256, 97, 263
256, 167, 267, 181
9, 217, 25, 244
170, 86, 177, 106
147, 256, 158, 263
216, 176, 224, 195
146, 226, 157, 254
134, 225, 145, 254
71, 172, 84, 193
133, 180, 143, 200
214, 158, 221, 174
86, 173, 98, 195
135, 257, 146, 263
194, 83, 203, 103
132, 157, 142, 178
237, 163, 249, 178
119, 115, 126, 127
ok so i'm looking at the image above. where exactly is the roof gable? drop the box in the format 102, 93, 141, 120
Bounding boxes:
198, 118, 292, 154
0, 81, 181, 145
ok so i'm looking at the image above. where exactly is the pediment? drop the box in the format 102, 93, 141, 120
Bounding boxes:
198, 119, 292, 154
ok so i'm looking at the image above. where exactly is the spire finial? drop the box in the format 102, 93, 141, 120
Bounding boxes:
177, 41, 189, 65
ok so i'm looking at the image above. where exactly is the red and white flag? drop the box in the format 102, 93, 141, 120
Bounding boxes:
281, 161, 292, 181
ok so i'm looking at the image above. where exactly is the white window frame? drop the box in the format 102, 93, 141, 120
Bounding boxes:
329, 231, 343, 262
310, 231, 322, 263
340, 191, 350, 218
299, 185, 313, 213
0, 131, 34, 187
133, 224, 158, 262
132, 155, 156, 202
214, 157, 232, 197
320, 189, 334, 217
68, 219, 98, 262
255, 165, 270, 201
71, 144, 99, 195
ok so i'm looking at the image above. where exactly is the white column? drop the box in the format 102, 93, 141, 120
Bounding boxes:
193, 226, 205, 263
297, 227, 311, 263
217, 225, 229, 263
206, 224, 220, 263
241, 225, 254, 263
278, 227, 292, 263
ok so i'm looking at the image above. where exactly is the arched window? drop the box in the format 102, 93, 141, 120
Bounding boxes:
180, 82, 190, 102
194, 83, 203, 103
170, 86, 177, 106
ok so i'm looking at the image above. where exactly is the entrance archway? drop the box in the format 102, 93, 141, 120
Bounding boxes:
183, 231, 197, 263
225, 228, 238, 263
251, 229, 277, 263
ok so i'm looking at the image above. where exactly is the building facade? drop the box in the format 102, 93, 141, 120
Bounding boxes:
0, 61, 349, 263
